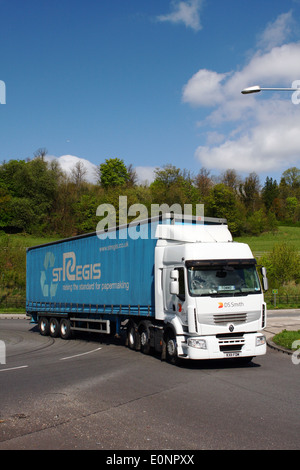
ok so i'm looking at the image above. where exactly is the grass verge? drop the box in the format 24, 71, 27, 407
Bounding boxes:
272, 329, 300, 350
234, 225, 300, 253
0, 307, 26, 314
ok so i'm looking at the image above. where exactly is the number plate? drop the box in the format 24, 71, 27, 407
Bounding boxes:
225, 352, 240, 357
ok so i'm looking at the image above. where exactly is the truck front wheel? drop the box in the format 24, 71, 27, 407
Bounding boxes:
165, 330, 178, 365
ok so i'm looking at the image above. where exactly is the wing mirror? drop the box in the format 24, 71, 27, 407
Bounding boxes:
170, 270, 179, 295
260, 266, 268, 291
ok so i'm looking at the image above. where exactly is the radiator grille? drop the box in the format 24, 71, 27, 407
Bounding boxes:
217, 333, 245, 352
213, 312, 247, 324
199, 310, 261, 326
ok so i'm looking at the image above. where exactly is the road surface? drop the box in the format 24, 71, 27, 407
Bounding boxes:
0, 316, 299, 450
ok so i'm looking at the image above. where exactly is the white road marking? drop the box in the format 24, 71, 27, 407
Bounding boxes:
0, 365, 29, 372
60, 347, 102, 361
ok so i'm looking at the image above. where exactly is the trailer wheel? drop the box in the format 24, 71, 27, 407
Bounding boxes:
38, 317, 50, 336
139, 321, 151, 355
165, 329, 178, 365
60, 319, 72, 340
127, 322, 138, 350
49, 318, 60, 338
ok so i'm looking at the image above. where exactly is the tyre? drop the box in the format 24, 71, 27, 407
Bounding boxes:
38, 317, 50, 336
49, 317, 60, 338
165, 329, 178, 365
127, 322, 138, 350
139, 321, 151, 355
60, 318, 72, 340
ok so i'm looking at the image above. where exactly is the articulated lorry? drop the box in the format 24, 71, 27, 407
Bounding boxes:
26, 214, 268, 364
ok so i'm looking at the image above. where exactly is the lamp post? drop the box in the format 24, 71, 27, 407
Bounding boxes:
241, 85, 298, 94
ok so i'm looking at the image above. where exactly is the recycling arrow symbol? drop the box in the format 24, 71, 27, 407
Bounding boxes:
40, 252, 58, 298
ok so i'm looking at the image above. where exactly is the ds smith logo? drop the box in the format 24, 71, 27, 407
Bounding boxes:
218, 301, 245, 309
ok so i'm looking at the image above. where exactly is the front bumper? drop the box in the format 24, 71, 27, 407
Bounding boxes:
177, 332, 266, 360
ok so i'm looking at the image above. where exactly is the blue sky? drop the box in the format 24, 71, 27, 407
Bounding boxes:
1, 0, 300, 184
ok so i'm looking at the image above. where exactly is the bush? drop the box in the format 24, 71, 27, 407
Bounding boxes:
245, 209, 278, 235
261, 242, 300, 288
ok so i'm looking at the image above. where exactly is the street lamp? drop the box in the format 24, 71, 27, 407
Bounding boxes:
241, 85, 298, 94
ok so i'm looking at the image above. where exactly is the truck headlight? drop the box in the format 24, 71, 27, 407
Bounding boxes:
187, 338, 207, 349
256, 335, 266, 347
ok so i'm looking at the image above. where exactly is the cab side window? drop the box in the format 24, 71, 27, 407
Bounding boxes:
176, 267, 185, 301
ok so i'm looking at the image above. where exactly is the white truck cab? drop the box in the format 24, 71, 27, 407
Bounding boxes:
155, 222, 267, 361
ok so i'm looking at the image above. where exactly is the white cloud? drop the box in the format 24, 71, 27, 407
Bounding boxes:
182, 69, 229, 107
226, 43, 300, 96
182, 11, 300, 175
183, 43, 300, 115
157, 0, 203, 32
195, 108, 300, 173
257, 11, 294, 52
45, 155, 98, 184
135, 166, 156, 185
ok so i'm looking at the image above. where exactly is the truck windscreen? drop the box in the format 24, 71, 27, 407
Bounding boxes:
187, 264, 261, 297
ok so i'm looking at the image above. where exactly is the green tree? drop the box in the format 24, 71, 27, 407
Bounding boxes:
221, 169, 242, 193
206, 183, 245, 236
239, 172, 261, 214
279, 167, 300, 200
9, 197, 36, 232
262, 177, 279, 211
152, 164, 183, 188
245, 208, 278, 235
0, 159, 27, 196
0, 157, 61, 233
261, 242, 300, 288
281, 167, 300, 189
0, 186, 12, 228
71, 161, 87, 188
150, 164, 199, 212
195, 167, 214, 199
285, 197, 299, 221
50, 175, 78, 237
99, 158, 130, 188
74, 194, 99, 234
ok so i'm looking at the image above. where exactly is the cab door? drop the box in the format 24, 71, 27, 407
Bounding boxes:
164, 267, 188, 326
